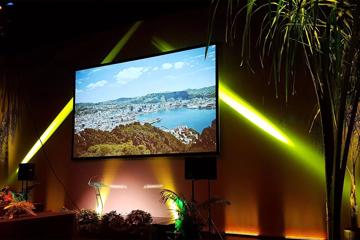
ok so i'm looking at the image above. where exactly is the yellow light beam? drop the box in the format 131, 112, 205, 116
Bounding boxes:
8, 21, 142, 184
219, 83, 293, 146
151, 37, 175, 52
102, 21, 143, 64
7, 99, 73, 183
96, 160, 122, 215
22, 98, 74, 164
220, 82, 325, 179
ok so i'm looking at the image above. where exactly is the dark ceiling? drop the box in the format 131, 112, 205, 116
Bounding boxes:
0, 0, 210, 55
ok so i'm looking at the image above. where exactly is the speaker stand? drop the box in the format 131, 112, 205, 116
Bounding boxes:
21, 180, 29, 201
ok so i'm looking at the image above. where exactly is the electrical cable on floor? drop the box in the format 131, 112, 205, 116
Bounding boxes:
24, 99, 80, 211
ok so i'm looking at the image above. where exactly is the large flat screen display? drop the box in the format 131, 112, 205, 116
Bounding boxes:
73, 45, 218, 159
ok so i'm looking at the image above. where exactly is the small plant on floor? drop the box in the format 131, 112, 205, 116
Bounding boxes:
125, 209, 153, 226
76, 209, 100, 235
125, 209, 153, 239
101, 210, 125, 233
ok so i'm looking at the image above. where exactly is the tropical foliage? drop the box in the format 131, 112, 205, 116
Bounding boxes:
208, 0, 360, 239
347, 107, 360, 229
160, 189, 205, 240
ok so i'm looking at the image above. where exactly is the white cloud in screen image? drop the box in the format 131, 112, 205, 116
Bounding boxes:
174, 61, 185, 69
75, 45, 216, 103
162, 63, 172, 70
116, 67, 146, 84
87, 80, 108, 89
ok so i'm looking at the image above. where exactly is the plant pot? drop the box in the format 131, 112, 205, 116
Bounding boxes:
344, 228, 360, 240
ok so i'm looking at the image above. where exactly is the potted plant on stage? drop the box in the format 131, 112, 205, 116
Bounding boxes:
100, 210, 126, 237
76, 209, 100, 236
207, 1, 360, 239
125, 209, 153, 240
160, 189, 205, 240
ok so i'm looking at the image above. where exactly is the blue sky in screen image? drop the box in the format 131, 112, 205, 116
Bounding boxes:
75, 45, 216, 103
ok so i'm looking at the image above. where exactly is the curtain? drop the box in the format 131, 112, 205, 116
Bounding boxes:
0, 64, 20, 184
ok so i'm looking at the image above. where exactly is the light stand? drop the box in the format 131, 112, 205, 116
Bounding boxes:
88, 176, 127, 215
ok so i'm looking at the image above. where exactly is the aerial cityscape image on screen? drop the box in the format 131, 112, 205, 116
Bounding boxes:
73, 45, 217, 158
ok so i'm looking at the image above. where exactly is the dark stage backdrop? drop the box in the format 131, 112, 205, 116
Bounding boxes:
4, 5, 336, 239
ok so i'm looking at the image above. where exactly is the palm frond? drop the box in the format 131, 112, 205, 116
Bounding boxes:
160, 189, 184, 205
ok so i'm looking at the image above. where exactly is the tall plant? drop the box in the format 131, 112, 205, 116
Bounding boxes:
208, 0, 360, 239
347, 107, 360, 230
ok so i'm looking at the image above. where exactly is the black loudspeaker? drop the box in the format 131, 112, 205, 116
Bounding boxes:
185, 156, 217, 180
18, 163, 35, 181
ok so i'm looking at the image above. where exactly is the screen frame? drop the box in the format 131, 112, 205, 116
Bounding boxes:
72, 44, 220, 160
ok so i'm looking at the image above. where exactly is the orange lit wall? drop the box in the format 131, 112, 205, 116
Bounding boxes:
5, 6, 335, 239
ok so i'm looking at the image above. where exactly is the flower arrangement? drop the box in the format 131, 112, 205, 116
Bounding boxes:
0, 186, 14, 216
0, 186, 35, 219
4, 201, 36, 219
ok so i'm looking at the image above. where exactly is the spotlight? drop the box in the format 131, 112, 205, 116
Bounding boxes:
143, 184, 164, 189
6, 2, 14, 7
109, 184, 127, 189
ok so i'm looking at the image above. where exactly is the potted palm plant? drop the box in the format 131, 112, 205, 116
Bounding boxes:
207, 1, 360, 239
160, 189, 204, 240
